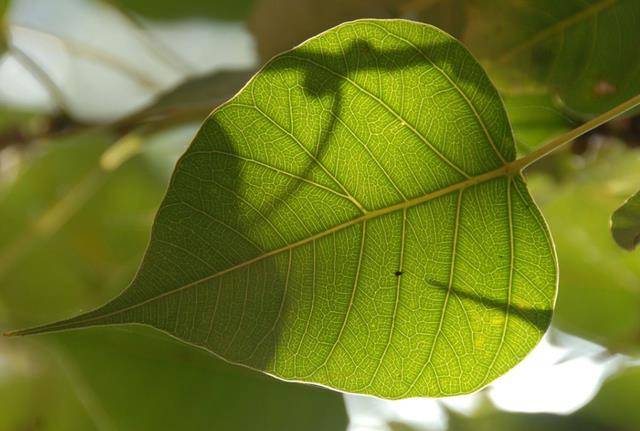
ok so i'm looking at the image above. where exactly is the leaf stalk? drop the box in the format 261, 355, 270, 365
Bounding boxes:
513, 94, 640, 171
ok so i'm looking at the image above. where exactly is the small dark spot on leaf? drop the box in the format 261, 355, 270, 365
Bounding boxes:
395, 271, 403, 276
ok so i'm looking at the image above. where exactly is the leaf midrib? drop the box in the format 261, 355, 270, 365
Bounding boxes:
23, 162, 518, 333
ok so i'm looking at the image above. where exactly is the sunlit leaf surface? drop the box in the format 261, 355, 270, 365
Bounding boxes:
13, 19, 557, 399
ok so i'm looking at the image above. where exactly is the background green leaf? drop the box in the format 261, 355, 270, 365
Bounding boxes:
502, 93, 576, 154
17, 19, 557, 399
611, 189, 640, 251
579, 365, 640, 430
49, 326, 347, 431
0, 132, 347, 430
465, 0, 640, 117
0, 0, 7, 52
248, 0, 395, 60
529, 145, 640, 351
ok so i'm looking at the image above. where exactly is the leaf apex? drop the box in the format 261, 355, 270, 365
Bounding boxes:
2, 316, 92, 337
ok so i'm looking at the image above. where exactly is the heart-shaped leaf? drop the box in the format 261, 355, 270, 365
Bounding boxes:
9, 19, 557, 399
612, 190, 640, 251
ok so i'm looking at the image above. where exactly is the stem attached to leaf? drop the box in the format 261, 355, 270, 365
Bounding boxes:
513, 94, 640, 172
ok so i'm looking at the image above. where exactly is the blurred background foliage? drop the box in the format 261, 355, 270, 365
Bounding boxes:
0, 0, 639, 430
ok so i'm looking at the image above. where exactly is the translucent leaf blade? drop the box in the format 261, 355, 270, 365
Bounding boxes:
9, 19, 557, 399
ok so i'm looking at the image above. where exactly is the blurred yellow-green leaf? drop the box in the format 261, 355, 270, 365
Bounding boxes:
465, 0, 640, 117
0, 132, 347, 430
503, 93, 576, 154
530, 144, 640, 351
580, 365, 640, 430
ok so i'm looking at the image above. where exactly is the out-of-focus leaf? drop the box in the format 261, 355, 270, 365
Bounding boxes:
0, 133, 348, 430
579, 366, 640, 430
402, 0, 468, 39
48, 327, 348, 431
529, 145, 640, 350
0, 0, 8, 52
127, 69, 253, 124
16, 20, 557, 399
113, 0, 254, 21
249, 0, 395, 60
1, 329, 348, 431
611, 190, 640, 251
503, 93, 575, 153
0, 109, 40, 134
465, 0, 640, 117
447, 409, 609, 431
0, 340, 98, 431
0, 133, 161, 323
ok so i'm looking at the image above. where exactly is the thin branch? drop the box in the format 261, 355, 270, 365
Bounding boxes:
513, 94, 640, 171
9, 43, 70, 114
12, 23, 163, 89
103, 0, 195, 75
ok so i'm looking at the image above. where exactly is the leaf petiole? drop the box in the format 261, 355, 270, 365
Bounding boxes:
512, 94, 640, 172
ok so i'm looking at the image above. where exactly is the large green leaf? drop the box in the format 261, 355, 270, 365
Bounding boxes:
9, 20, 557, 399
611, 189, 640, 251
465, 0, 640, 117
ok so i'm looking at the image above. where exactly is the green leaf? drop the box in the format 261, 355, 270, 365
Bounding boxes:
530, 145, 640, 349
0, 0, 8, 52
9, 19, 557, 399
49, 327, 348, 431
465, 0, 640, 117
0, 133, 160, 323
502, 93, 575, 154
611, 190, 640, 251
2, 328, 348, 430
580, 365, 640, 429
